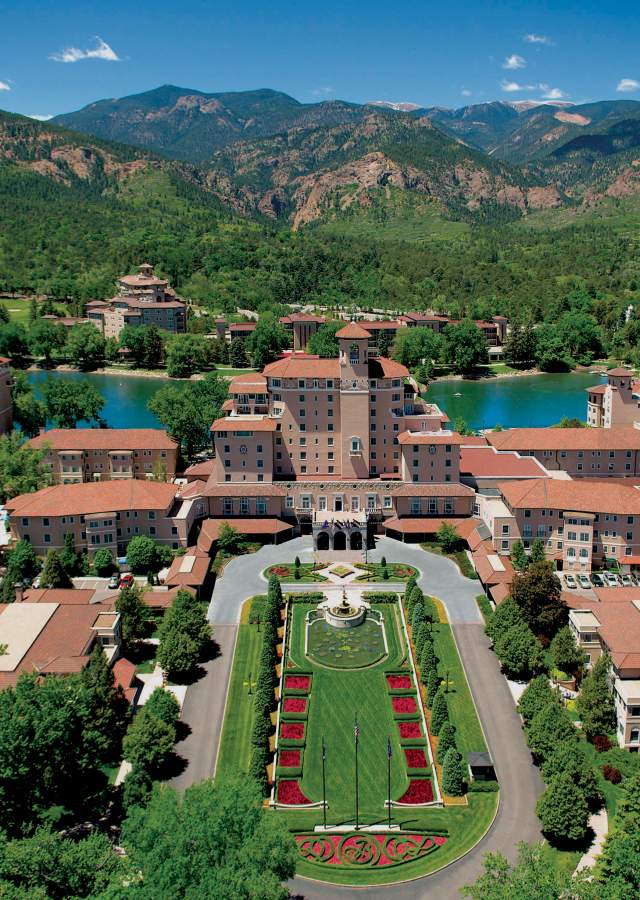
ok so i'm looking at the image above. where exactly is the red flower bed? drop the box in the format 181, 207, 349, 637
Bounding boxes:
279, 749, 301, 767
398, 780, 434, 804
398, 721, 422, 739
387, 675, 412, 690
283, 697, 307, 713
285, 675, 311, 691
404, 748, 428, 769
281, 722, 305, 740
277, 780, 311, 805
269, 565, 291, 577
394, 566, 415, 578
392, 696, 417, 714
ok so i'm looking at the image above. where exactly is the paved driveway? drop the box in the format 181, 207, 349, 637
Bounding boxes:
178, 536, 542, 897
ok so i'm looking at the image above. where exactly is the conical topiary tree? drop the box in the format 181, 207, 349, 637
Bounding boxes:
442, 747, 464, 796
411, 602, 424, 633
426, 669, 440, 707
437, 722, 457, 764
414, 622, 431, 657
405, 577, 418, 614
422, 594, 437, 625
420, 640, 437, 682
430, 687, 449, 736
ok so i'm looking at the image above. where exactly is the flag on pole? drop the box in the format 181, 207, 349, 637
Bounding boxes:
387, 736, 393, 760
354, 716, 360, 745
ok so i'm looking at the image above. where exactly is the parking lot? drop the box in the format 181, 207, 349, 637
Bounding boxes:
560, 570, 640, 599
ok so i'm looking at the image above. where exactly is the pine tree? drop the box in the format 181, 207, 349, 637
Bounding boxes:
575, 652, 616, 740
442, 748, 464, 796
411, 602, 424, 633
529, 538, 546, 564
430, 688, 449, 736
41, 549, 72, 588
426, 669, 440, 707
437, 722, 457, 763
510, 540, 528, 572
420, 640, 437, 681
414, 621, 431, 657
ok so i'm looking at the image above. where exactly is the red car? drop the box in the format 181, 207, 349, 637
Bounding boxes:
120, 573, 135, 588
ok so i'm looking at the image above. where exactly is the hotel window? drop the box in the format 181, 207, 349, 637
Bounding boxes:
577, 464, 583, 471
560, 451, 567, 458
327, 380, 333, 388
225, 474, 231, 482
301, 465, 307, 473
351, 497, 360, 511
501, 540, 509, 551
626, 450, 632, 458
411, 500, 420, 514
580, 532, 589, 542
568, 531, 577, 540
300, 452, 307, 461
44, 534, 51, 543
429, 499, 438, 514
328, 466, 334, 473
327, 424, 333, 432
21, 517, 28, 526
383, 496, 393, 509
351, 437, 361, 453
223, 500, 233, 515
524, 509, 531, 518
502, 524, 510, 535
444, 501, 453, 515
625, 547, 632, 556
579, 548, 589, 558
298, 380, 305, 388
257, 460, 264, 469
240, 499, 249, 515
537, 525, 546, 537
523, 525, 532, 538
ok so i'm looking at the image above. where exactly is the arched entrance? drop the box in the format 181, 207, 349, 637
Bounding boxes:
316, 531, 330, 551
350, 531, 363, 550
333, 530, 347, 551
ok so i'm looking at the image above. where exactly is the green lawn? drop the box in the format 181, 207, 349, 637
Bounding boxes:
431, 622, 487, 756
215, 619, 262, 780
1, 299, 31, 325
215, 366, 258, 376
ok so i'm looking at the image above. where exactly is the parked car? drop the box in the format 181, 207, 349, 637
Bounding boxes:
578, 574, 592, 590
107, 573, 121, 590
591, 572, 605, 588
620, 574, 634, 587
119, 573, 134, 588
564, 574, 578, 589
605, 572, 621, 587
32, 575, 41, 589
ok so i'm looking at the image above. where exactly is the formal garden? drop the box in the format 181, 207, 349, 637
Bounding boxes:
216, 572, 498, 886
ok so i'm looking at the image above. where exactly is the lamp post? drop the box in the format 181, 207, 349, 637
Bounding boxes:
387, 736, 393, 829
321, 736, 327, 829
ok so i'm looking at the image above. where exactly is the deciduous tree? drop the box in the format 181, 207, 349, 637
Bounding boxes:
510, 561, 566, 638
41, 377, 105, 428
576, 652, 617, 741
536, 772, 590, 844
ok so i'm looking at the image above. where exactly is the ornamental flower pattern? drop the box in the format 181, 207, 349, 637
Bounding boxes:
387, 674, 412, 690
398, 779, 434, 804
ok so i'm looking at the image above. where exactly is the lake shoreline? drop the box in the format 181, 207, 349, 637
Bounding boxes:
430, 364, 609, 384
24, 364, 251, 382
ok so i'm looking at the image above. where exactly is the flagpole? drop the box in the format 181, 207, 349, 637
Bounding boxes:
354, 714, 360, 831
387, 736, 392, 828
321, 736, 327, 830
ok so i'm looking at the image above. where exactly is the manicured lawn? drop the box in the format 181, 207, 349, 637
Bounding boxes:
214, 366, 258, 376
354, 563, 418, 582
430, 622, 487, 756
263, 563, 328, 583
1, 300, 31, 325
215, 614, 262, 779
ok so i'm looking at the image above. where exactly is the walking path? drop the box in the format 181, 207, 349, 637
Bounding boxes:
575, 808, 608, 874
172, 535, 543, 898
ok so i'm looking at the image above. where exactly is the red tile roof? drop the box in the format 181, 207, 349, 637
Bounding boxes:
393, 482, 475, 496
498, 478, 640, 515
228, 373, 267, 392
113, 657, 137, 689
28, 428, 176, 451
203, 482, 285, 497
196, 517, 292, 551
184, 459, 215, 479
143, 586, 195, 608
165, 552, 210, 587
6, 480, 178, 518
487, 427, 640, 452
279, 313, 325, 324
23, 588, 97, 605
357, 320, 403, 331
606, 368, 633, 377
335, 322, 371, 339
586, 384, 607, 395
229, 322, 256, 332
210, 417, 278, 433
263, 357, 340, 378
460, 446, 548, 478
382, 515, 477, 536
367, 357, 410, 378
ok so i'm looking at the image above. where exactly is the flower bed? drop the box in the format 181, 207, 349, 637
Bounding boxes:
284, 674, 311, 692
277, 779, 312, 805
295, 831, 447, 869
281, 722, 305, 741
279, 749, 302, 768
404, 748, 428, 770
387, 674, 412, 691
283, 697, 307, 714
398, 721, 422, 740
398, 779, 434, 804
392, 696, 418, 715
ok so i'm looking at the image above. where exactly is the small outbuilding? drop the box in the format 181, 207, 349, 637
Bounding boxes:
467, 751, 496, 782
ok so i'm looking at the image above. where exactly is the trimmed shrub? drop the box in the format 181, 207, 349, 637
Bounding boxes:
430, 688, 449, 736
442, 748, 464, 796
420, 641, 436, 682
602, 765, 622, 784
437, 722, 457, 764
414, 622, 431, 657
426, 669, 440, 707
411, 602, 424, 633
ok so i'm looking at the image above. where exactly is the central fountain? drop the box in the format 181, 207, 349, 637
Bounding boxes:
320, 588, 367, 629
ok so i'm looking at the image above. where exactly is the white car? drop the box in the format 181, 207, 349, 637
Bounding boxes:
605, 572, 621, 587
620, 574, 634, 587
564, 574, 578, 589
577, 574, 591, 590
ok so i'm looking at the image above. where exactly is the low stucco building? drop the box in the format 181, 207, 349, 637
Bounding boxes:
28, 428, 178, 483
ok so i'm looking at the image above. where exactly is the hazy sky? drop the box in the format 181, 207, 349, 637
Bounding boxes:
1, 0, 639, 118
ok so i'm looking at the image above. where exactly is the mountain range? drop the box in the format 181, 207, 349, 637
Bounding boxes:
1, 85, 639, 232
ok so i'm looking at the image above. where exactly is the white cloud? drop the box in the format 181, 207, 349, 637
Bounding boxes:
461, 88, 472, 97
49, 37, 120, 64
311, 85, 334, 97
541, 87, 567, 100
503, 54, 526, 70
501, 80, 535, 93
524, 33, 551, 44
617, 78, 640, 93
28, 114, 53, 121
0, 81, 10, 91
